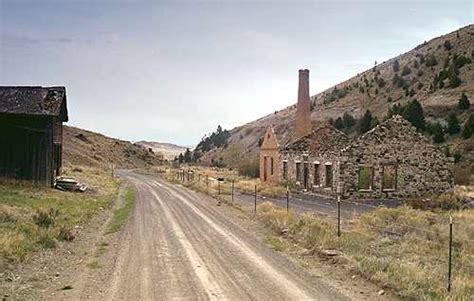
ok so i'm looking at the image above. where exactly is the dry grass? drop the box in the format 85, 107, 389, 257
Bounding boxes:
0, 166, 119, 266
161, 166, 474, 299
163, 166, 287, 198
257, 201, 474, 300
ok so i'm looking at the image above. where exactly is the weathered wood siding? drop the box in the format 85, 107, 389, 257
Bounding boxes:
0, 114, 54, 185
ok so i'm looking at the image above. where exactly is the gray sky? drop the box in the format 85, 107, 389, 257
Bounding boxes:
1, 1, 472, 146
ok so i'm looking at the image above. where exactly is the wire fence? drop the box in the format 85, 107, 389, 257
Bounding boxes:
173, 169, 474, 294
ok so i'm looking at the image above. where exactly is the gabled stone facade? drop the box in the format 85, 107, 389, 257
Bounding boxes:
259, 126, 280, 184
339, 115, 454, 199
279, 115, 454, 199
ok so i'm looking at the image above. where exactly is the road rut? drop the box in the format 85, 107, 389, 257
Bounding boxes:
89, 171, 349, 300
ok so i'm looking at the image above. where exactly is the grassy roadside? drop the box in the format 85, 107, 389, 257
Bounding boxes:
161, 166, 287, 198
258, 202, 473, 300
106, 189, 136, 234
0, 166, 119, 266
161, 167, 474, 300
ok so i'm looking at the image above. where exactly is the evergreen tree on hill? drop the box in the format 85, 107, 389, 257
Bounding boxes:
458, 92, 470, 110
447, 113, 461, 134
402, 99, 425, 131
462, 114, 474, 139
359, 110, 375, 134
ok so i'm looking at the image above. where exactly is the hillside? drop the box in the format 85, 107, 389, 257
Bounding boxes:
135, 141, 188, 161
200, 25, 474, 168
63, 126, 162, 170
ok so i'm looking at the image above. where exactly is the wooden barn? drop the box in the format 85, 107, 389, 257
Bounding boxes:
0, 86, 68, 186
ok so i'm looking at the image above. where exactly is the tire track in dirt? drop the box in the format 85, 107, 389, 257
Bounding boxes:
96, 171, 350, 300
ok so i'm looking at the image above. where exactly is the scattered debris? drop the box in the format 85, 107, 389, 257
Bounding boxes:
378, 289, 385, 295
321, 249, 342, 257
54, 177, 88, 192
61, 285, 73, 290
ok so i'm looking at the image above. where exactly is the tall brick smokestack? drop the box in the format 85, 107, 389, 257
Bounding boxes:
295, 69, 311, 139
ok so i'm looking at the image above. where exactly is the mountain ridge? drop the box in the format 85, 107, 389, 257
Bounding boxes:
199, 24, 474, 168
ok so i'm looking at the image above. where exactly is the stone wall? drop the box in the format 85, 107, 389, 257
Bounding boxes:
340, 116, 454, 199
281, 126, 349, 196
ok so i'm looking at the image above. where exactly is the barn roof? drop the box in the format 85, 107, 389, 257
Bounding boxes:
0, 86, 68, 122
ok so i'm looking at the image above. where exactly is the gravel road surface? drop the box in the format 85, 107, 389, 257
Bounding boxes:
99, 170, 350, 300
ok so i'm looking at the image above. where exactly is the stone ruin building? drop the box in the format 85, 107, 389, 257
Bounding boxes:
260, 70, 454, 199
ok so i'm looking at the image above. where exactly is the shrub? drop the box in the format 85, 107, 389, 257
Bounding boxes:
431, 122, 445, 143
417, 53, 425, 64
333, 117, 344, 130
462, 113, 474, 139
359, 110, 376, 134
342, 112, 356, 130
36, 235, 56, 249
443, 40, 453, 51
407, 194, 462, 211
448, 64, 462, 88
446, 113, 461, 134
392, 59, 400, 72
58, 227, 75, 241
402, 99, 425, 131
33, 209, 59, 228
238, 158, 260, 178
417, 69, 424, 77
458, 92, 470, 110
401, 65, 412, 76
453, 54, 472, 69
376, 77, 386, 88
425, 54, 438, 67
392, 73, 406, 88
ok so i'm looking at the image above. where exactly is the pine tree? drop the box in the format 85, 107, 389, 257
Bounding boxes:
184, 148, 192, 163
446, 113, 461, 134
392, 59, 400, 72
178, 153, 184, 163
448, 64, 461, 88
342, 112, 356, 129
431, 122, 445, 143
359, 110, 374, 134
458, 93, 470, 110
462, 114, 474, 139
402, 99, 425, 131
334, 117, 344, 130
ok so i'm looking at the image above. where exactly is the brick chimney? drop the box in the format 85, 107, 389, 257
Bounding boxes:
295, 69, 311, 139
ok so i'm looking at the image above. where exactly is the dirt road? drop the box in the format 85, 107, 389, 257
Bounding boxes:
79, 171, 349, 300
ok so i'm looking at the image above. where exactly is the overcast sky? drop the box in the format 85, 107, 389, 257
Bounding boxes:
0, 1, 472, 146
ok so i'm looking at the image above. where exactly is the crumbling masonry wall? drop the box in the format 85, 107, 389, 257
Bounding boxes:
340, 116, 454, 199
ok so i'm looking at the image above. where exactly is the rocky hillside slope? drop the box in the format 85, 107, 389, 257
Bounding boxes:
63, 126, 162, 170
135, 141, 187, 161
201, 24, 474, 166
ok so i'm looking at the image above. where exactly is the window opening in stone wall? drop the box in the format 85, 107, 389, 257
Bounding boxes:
314, 164, 320, 185
263, 156, 267, 182
325, 164, 333, 187
270, 157, 274, 175
296, 162, 301, 182
283, 161, 288, 180
303, 163, 309, 189
382, 164, 397, 191
358, 166, 373, 190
